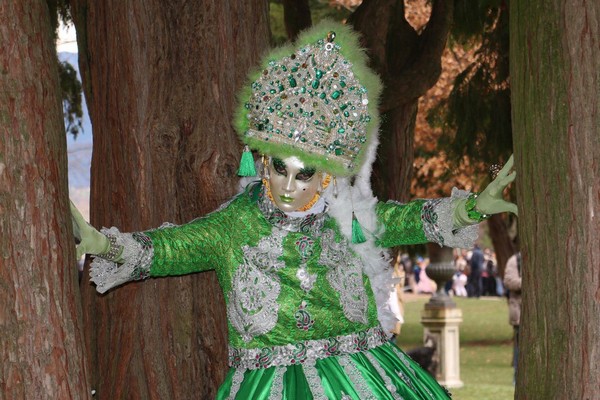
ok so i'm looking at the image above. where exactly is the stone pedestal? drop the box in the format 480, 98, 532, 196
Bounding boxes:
421, 307, 464, 388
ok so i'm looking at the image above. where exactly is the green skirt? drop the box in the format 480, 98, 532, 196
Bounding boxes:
216, 342, 451, 399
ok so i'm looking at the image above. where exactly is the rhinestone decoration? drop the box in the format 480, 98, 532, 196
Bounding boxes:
243, 31, 372, 173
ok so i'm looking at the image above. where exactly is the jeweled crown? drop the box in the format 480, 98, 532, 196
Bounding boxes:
235, 21, 381, 177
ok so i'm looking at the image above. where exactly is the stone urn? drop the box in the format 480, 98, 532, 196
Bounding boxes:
424, 245, 457, 309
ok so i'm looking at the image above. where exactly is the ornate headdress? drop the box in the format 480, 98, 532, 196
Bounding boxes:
234, 22, 399, 333
234, 20, 382, 177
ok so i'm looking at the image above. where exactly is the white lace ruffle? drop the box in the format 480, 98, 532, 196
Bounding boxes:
89, 227, 153, 294
422, 188, 479, 249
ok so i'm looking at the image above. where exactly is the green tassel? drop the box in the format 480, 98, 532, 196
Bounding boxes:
351, 212, 367, 244
237, 145, 257, 176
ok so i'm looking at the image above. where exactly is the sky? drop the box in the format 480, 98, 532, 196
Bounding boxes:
58, 23, 92, 219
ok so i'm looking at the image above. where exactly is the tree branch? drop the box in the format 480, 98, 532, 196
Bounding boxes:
381, 0, 454, 111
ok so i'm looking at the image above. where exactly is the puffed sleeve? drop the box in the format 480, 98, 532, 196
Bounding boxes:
376, 188, 478, 249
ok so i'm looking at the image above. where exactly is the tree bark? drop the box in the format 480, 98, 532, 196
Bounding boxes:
511, 1, 600, 398
282, 0, 312, 40
70, 1, 271, 398
349, 0, 453, 202
0, 1, 90, 398
487, 214, 515, 277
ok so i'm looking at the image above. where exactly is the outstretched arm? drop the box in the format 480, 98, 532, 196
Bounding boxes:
453, 155, 518, 227
71, 200, 121, 261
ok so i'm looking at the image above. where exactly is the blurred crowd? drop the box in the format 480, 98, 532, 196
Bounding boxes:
395, 245, 505, 298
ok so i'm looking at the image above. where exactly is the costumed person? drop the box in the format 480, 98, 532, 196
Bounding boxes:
71, 21, 518, 399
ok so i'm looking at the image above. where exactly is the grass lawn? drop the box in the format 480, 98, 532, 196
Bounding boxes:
396, 295, 515, 400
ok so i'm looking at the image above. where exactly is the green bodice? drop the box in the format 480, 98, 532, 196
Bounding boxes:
91, 183, 476, 371
146, 187, 380, 348
141, 184, 442, 369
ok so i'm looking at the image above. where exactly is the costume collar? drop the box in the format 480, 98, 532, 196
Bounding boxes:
254, 183, 327, 236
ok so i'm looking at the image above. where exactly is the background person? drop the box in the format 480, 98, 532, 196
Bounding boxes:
504, 251, 522, 382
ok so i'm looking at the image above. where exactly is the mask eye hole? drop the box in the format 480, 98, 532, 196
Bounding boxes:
272, 158, 287, 176
296, 167, 316, 182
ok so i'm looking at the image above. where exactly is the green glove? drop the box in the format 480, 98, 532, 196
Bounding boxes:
454, 154, 518, 227
70, 200, 114, 259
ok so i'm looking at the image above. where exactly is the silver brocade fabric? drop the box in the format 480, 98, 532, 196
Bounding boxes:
228, 326, 388, 370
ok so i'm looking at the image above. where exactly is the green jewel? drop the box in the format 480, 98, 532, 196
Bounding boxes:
319, 93, 326, 99
312, 80, 320, 89
465, 193, 490, 222
331, 91, 341, 99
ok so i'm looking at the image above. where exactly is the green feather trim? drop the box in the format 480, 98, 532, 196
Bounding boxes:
237, 146, 257, 177
351, 212, 367, 244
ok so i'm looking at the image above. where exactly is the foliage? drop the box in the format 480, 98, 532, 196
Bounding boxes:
46, 0, 72, 36
428, 1, 512, 166
451, 0, 504, 44
47, 0, 84, 138
59, 61, 83, 137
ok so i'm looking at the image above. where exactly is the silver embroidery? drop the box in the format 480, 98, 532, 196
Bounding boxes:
227, 368, 245, 400
227, 229, 286, 342
390, 346, 416, 377
338, 355, 376, 400
89, 228, 153, 294
257, 186, 327, 236
319, 229, 368, 324
396, 370, 416, 392
364, 352, 403, 400
296, 264, 317, 292
303, 364, 328, 400
229, 326, 388, 369
269, 367, 285, 400
421, 188, 478, 249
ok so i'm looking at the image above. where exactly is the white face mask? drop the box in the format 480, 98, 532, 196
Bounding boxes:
267, 156, 322, 212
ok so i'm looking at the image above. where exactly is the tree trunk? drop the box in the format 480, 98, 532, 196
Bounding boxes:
349, 0, 453, 202
373, 104, 418, 203
487, 214, 515, 277
283, 0, 312, 40
0, 1, 90, 398
70, 1, 271, 398
511, 1, 600, 398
